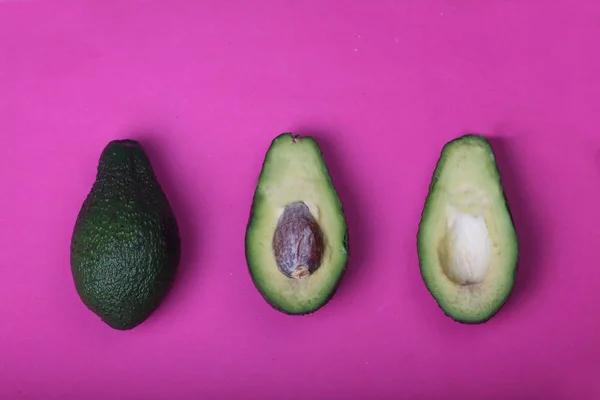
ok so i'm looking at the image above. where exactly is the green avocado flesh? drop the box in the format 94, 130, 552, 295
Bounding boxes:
417, 134, 518, 323
70, 140, 181, 330
245, 133, 349, 315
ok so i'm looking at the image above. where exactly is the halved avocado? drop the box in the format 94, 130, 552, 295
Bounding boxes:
245, 133, 349, 314
417, 134, 518, 323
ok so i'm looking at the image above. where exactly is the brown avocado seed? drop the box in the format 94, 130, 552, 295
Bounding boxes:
272, 202, 324, 279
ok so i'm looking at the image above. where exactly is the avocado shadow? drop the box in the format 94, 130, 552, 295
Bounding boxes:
296, 130, 373, 303
134, 134, 201, 317
487, 136, 544, 310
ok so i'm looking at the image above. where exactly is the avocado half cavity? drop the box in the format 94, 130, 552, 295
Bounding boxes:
417, 134, 519, 324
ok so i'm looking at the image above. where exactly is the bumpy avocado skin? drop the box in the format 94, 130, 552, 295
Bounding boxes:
70, 140, 180, 330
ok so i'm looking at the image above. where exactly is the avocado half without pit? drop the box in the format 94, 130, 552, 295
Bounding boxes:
245, 133, 349, 315
417, 134, 519, 324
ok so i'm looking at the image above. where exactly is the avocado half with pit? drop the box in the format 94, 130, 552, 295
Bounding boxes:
417, 134, 518, 324
245, 133, 349, 314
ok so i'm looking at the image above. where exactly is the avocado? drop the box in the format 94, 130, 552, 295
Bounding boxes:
417, 134, 518, 324
70, 139, 181, 330
245, 133, 349, 315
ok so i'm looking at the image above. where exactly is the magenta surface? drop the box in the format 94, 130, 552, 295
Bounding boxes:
1, 1, 599, 399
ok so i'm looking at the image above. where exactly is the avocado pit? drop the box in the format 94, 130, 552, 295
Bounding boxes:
272, 201, 324, 279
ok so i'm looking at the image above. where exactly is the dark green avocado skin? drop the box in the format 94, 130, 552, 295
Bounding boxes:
70, 139, 180, 330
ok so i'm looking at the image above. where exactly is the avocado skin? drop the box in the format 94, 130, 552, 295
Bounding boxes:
244, 133, 350, 315
417, 134, 519, 324
70, 139, 180, 330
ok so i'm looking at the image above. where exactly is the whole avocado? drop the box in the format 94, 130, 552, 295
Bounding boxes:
70, 139, 180, 330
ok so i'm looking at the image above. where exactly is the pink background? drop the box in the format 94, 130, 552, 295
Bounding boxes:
1, 1, 599, 399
